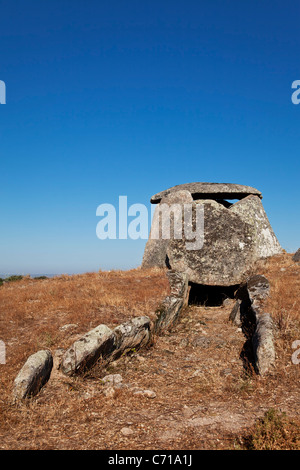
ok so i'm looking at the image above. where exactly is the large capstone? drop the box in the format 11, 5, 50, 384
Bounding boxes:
150, 182, 262, 204
142, 182, 282, 286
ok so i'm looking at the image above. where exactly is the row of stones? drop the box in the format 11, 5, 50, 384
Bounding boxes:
229, 274, 276, 375
12, 271, 189, 402
12, 269, 277, 401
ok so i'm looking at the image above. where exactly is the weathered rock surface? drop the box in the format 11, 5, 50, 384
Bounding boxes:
229, 274, 275, 375
155, 271, 189, 333
151, 182, 262, 204
142, 190, 193, 269
166, 199, 256, 285
292, 248, 300, 262
111, 316, 153, 361
143, 183, 282, 286
13, 350, 53, 401
229, 299, 242, 326
61, 317, 153, 376
101, 374, 123, 387
252, 313, 276, 376
60, 324, 114, 376
246, 274, 270, 313
230, 195, 282, 260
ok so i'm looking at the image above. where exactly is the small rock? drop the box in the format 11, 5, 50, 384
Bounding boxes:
133, 389, 156, 399
192, 336, 211, 348
103, 386, 116, 398
121, 427, 134, 436
136, 355, 146, 363
101, 374, 122, 386
183, 405, 194, 418
220, 368, 232, 377
191, 369, 202, 378
59, 324, 78, 332
143, 390, 156, 398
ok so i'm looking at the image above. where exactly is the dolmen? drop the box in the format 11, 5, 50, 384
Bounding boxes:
142, 182, 282, 287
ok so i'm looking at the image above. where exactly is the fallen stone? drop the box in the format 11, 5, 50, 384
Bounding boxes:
13, 350, 53, 401
229, 273, 275, 375
61, 317, 153, 376
246, 274, 270, 314
60, 324, 114, 376
154, 271, 189, 333
111, 316, 153, 361
252, 313, 276, 375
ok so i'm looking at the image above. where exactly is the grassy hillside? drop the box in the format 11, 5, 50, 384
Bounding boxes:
0, 254, 299, 450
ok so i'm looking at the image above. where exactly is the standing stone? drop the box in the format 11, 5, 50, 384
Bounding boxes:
166, 199, 256, 285
230, 195, 282, 260
142, 190, 193, 268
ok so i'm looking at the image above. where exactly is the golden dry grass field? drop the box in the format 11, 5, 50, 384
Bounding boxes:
0, 254, 299, 450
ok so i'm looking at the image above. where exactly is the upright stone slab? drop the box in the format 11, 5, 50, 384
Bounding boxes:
230, 195, 282, 260
167, 199, 256, 286
142, 190, 193, 268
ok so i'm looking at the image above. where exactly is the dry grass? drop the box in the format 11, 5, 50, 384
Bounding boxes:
252, 252, 300, 371
0, 268, 169, 393
0, 253, 299, 450
253, 252, 300, 329
241, 408, 300, 450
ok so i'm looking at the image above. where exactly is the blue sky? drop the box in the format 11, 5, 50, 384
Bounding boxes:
0, 0, 299, 274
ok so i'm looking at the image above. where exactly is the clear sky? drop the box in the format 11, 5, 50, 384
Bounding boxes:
0, 0, 299, 274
